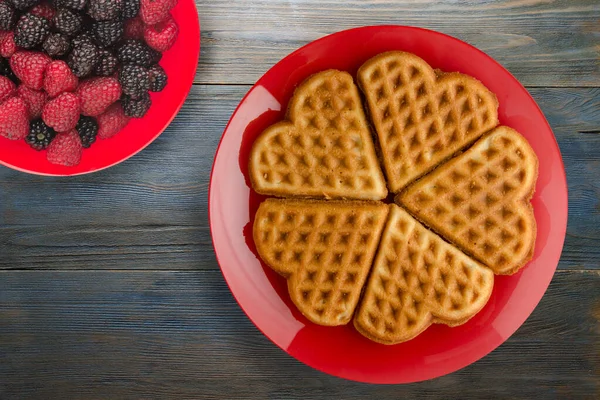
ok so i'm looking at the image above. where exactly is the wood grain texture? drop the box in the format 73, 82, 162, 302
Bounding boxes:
0, 270, 598, 399
1, 1, 599, 394
196, 0, 600, 87
1, 86, 598, 271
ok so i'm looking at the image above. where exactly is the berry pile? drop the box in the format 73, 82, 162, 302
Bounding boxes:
0, 0, 178, 166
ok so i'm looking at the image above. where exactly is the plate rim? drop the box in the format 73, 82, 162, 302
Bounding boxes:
208, 25, 569, 384
0, 0, 201, 176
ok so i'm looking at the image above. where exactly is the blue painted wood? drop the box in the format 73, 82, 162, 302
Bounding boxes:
0, 270, 598, 398
196, 0, 600, 86
1, 0, 599, 397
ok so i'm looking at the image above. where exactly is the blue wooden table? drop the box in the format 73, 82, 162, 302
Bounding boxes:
1, 1, 599, 398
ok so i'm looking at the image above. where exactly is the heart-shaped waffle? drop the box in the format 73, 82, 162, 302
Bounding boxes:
249, 70, 387, 200
253, 199, 389, 326
398, 126, 538, 275
358, 51, 499, 192
354, 205, 494, 344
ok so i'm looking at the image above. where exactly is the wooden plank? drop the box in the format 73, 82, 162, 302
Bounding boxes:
195, 0, 600, 87
0, 86, 598, 271
0, 270, 598, 399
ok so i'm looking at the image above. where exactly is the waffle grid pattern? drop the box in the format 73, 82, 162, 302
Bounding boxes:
249, 58, 537, 344
254, 199, 389, 325
399, 127, 537, 274
358, 52, 499, 191
355, 205, 494, 344
249, 70, 387, 200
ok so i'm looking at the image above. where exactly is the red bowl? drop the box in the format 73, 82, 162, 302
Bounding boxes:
209, 26, 568, 383
0, 0, 200, 176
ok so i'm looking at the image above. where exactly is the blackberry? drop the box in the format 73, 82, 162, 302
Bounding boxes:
122, 0, 139, 19
148, 64, 167, 92
14, 14, 50, 49
119, 63, 149, 99
30, 3, 56, 21
76, 116, 98, 148
53, 8, 82, 37
53, 0, 87, 11
71, 30, 94, 47
94, 49, 118, 76
92, 20, 123, 48
0, 57, 18, 84
0, 2, 16, 30
43, 33, 71, 57
26, 119, 56, 150
87, 0, 122, 21
67, 40, 99, 77
8, 0, 41, 11
116, 40, 160, 67
122, 92, 150, 118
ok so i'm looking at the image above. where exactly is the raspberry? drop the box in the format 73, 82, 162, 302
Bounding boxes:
8, 0, 41, 11
10, 51, 51, 90
17, 85, 47, 118
75, 115, 97, 147
53, 0, 87, 11
87, 0, 122, 21
53, 8, 82, 37
116, 39, 159, 67
0, 96, 29, 140
97, 101, 129, 139
26, 118, 55, 150
143, 14, 178, 52
123, 16, 144, 40
0, 57, 18, 83
92, 19, 123, 48
43, 33, 71, 57
30, 2, 56, 20
0, 1, 16, 30
0, 75, 15, 102
14, 14, 50, 49
43, 60, 78, 97
122, 0, 139, 19
76, 76, 121, 116
46, 130, 82, 166
94, 48, 118, 76
140, 0, 175, 25
41, 91, 80, 132
67, 40, 99, 77
0, 31, 16, 58
122, 92, 150, 118
148, 63, 166, 92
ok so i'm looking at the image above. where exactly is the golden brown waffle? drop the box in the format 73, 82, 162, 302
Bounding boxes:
253, 198, 389, 326
354, 205, 494, 345
398, 126, 538, 275
358, 51, 499, 192
249, 70, 387, 200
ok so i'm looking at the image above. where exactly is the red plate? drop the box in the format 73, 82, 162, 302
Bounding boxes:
209, 26, 568, 384
0, 0, 200, 176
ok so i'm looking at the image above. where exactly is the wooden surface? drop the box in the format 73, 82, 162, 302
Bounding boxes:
1, 0, 599, 398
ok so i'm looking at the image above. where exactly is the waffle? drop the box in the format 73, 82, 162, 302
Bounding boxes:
397, 126, 538, 275
354, 205, 494, 345
358, 51, 499, 192
249, 70, 387, 200
253, 198, 389, 326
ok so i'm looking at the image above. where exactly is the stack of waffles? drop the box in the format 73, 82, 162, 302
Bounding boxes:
248, 52, 538, 344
